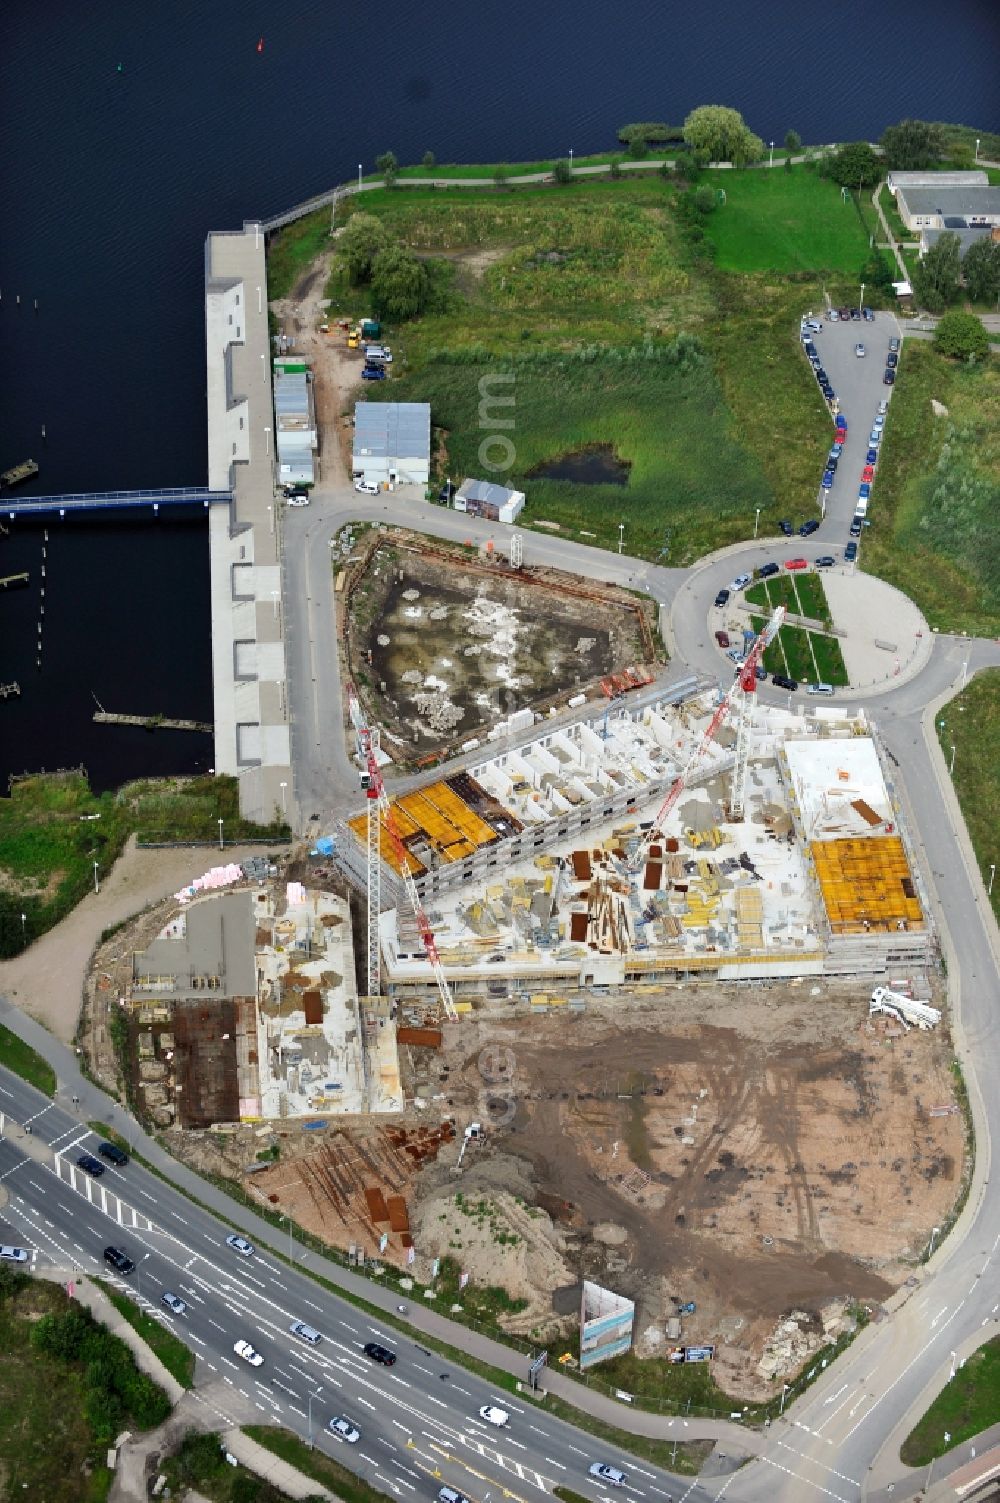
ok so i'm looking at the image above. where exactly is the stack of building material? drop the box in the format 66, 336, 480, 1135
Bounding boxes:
735, 887, 764, 951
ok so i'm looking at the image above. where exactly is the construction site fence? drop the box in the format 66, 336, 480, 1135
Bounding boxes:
136, 837, 291, 849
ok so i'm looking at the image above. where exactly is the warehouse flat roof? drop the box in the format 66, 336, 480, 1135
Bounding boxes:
900, 186, 1000, 218
354, 402, 431, 461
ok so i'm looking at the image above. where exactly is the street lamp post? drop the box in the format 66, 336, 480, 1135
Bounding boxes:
358, 162, 362, 190
949, 1350, 957, 1380
217, 818, 224, 851
769, 140, 774, 168
569, 147, 573, 171
307, 1385, 323, 1448
928, 1224, 940, 1259
264, 425, 270, 458
860, 280, 865, 310
949, 744, 956, 776
754, 506, 761, 539
280, 781, 288, 815
989, 864, 995, 896
93, 860, 100, 894
975, 138, 980, 162
779, 1382, 790, 1414
137, 1252, 152, 1305
618, 522, 624, 555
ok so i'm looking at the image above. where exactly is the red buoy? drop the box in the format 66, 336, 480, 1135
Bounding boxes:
256, 36, 264, 54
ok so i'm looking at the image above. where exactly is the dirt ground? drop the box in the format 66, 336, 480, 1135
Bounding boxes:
1, 837, 275, 1045
347, 538, 653, 757
270, 255, 361, 485
400, 979, 964, 1391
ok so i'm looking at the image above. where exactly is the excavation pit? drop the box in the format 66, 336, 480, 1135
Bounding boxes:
344, 533, 656, 764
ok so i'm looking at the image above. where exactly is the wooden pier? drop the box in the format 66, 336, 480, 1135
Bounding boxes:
0, 572, 29, 589
93, 711, 212, 733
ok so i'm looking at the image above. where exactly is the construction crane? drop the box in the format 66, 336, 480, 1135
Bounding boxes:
348, 687, 459, 1022
630, 606, 785, 870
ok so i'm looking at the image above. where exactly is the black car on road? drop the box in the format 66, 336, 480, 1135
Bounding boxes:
104, 1246, 136, 1274
363, 1342, 397, 1366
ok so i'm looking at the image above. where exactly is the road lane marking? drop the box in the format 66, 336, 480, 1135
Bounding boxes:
544, 1457, 566, 1470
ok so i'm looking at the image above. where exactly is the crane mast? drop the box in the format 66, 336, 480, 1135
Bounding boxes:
631, 606, 785, 869
348, 689, 459, 1022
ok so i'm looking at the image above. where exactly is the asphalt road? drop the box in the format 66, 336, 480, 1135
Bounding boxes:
3, 301, 1000, 1501
0, 1074, 720, 1503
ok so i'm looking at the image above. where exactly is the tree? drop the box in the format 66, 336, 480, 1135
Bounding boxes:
338, 212, 390, 284
828, 141, 881, 188
552, 158, 572, 185
962, 236, 1000, 303
880, 119, 946, 171
682, 105, 765, 166
673, 149, 700, 184
421, 150, 436, 170
375, 150, 398, 175
370, 245, 429, 321
911, 231, 962, 313
934, 309, 989, 360
617, 122, 683, 145
693, 185, 716, 215
784, 130, 801, 153
627, 136, 648, 160
862, 250, 894, 292
493, 164, 509, 190
609, 155, 623, 180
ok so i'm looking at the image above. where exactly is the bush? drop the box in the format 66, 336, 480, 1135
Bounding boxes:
627, 136, 648, 160
421, 150, 435, 170
934, 310, 990, 361
370, 244, 430, 320
493, 164, 509, 190
32, 1304, 170, 1433
785, 130, 801, 152
617, 122, 683, 145
693, 185, 716, 215
828, 141, 881, 187
552, 158, 572, 184
609, 155, 623, 180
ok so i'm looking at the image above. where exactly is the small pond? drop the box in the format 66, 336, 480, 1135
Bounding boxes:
528, 444, 631, 487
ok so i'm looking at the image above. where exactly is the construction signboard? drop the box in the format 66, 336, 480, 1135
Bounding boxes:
579, 1280, 635, 1370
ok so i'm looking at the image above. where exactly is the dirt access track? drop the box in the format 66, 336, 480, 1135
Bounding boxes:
342, 530, 658, 765
405, 977, 964, 1394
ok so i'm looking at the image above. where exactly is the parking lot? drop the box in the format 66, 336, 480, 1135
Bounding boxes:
801, 308, 903, 555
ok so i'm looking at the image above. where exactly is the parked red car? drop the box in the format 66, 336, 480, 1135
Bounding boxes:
714, 630, 730, 649
861, 465, 875, 482
784, 558, 808, 571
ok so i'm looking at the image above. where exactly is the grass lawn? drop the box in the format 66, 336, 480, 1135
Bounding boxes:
0, 771, 289, 959
0, 1021, 56, 1095
246, 1426, 425, 1503
0, 1279, 113, 1502
265, 211, 333, 301
793, 572, 833, 626
900, 1336, 1000, 1465
163, 1430, 298, 1503
699, 166, 872, 273
102, 1286, 195, 1389
936, 670, 1000, 927
862, 342, 1000, 637
811, 634, 849, 686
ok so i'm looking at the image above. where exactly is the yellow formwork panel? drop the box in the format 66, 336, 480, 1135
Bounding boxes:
423, 781, 499, 849
397, 791, 462, 847
441, 839, 477, 863
810, 836, 923, 934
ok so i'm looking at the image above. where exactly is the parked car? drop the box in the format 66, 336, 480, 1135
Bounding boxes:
805, 319, 823, 332
815, 555, 836, 568
821, 470, 835, 490
354, 478, 380, 494
103, 1246, 135, 1274
826, 448, 840, 467
480, 1406, 510, 1427
835, 414, 847, 429
799, 518, 820, 536
828, 308, 839, 321
759, 562, 780, 578
861, 465, 874, 483
779, 519, 794, 536
854, 343, 866, 358
161, 1292, 188, 1315
838, 306, 852, 320
859, 484, 871, 500
878, 398, 889, 414
886, 351, 898, 369
784, 558, 809, 570
77, 1154, 105, 1178
714, 630, 730, 648
866, 447, 879, 464
889, 336, 900, 352
97, 1142, 129, 1167
883, 369, 896, 385
869, 430, 881, 446
363, 1342, 397, 1366
873, 413, 885, 429
815, 367, 827, 383
862, 306, 875, 321
714, 588, 730, 608
589, 1465, 628, 1488
772, 673, 799, 691
225, 1234, 255, 1257
0, 1246, 29, 1263
850, 308, 862, 321
361, 366, 387, 380
845, 541, 858, 561
834, 429, 846, 444
234, 1340, 264, 1368
730, 572, 752, 591
329, 1416, 361, 1443
850, 518, 863, 537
